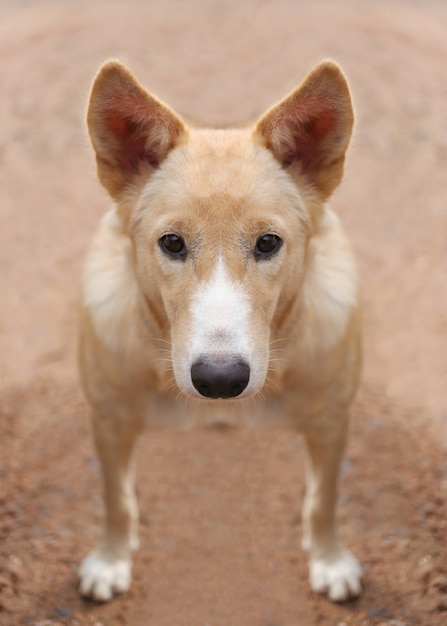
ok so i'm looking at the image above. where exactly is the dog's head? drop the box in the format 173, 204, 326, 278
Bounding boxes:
87, 60, 353, 400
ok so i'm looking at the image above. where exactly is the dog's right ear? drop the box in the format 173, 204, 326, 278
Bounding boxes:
254, 61, 354, 202
87, 61, 187, 200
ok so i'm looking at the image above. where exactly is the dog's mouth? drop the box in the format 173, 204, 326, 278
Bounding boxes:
190, 356, 250, 399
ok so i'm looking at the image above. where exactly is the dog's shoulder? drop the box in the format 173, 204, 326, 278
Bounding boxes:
82, 209, 141, 354
301, 208, 359, 352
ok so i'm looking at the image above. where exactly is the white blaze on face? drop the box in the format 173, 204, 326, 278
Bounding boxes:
172, 255, 270, 398
171, 255, 271, 398
190, 256, 251, 360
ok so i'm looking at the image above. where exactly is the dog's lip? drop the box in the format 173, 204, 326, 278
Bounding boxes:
183, 385, 256, 402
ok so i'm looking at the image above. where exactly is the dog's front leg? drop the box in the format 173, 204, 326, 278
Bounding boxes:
301, 419, 362, 602
79, 411, 141, 602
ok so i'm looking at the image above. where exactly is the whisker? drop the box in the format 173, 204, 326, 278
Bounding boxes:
269, 357, 291, 367
142, 336, 172, 347
269, 336, 298, 346
263, 377, 281, 394
159, 375, 178, 395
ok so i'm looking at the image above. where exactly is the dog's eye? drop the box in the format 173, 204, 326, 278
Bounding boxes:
159, 234, 186, 260
255, 234, 282, 260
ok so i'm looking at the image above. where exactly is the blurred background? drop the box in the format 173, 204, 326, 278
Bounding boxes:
0, 1, 446, 624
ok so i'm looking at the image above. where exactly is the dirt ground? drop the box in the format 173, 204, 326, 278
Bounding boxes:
1, 0, 447, 624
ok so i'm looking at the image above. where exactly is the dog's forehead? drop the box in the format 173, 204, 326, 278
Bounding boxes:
135, 128, 309, 244
182, 129, 263, 189
153, 129, 301, 209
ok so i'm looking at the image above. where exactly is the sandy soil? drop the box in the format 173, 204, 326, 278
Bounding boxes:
1, 0, 447, 624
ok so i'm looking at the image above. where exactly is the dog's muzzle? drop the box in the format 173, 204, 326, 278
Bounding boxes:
191, 357, 250, 399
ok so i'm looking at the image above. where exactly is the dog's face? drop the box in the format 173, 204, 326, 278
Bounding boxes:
87, 61, 353, 400
130, 131, 311, 399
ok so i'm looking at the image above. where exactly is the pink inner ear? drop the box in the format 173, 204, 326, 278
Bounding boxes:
103, 107, 158, 174
267, 85, 340, 173
307, 113, 334, 141
107, 112, 130, 138
280, 96, 338, 172
96, 89, 165, 174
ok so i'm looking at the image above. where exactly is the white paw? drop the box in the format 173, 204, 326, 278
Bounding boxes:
309, 550, 362, 602
78, 550, 132, 602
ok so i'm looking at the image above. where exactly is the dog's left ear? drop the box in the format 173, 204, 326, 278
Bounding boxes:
254, 61, 354, 201
87, 60, 187, 201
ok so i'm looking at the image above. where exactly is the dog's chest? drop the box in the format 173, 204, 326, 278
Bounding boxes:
141, 388, 326, 432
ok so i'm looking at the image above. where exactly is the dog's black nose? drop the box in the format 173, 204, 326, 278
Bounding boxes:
191, 358, 250, 399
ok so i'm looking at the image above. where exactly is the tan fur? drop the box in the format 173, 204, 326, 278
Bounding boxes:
78, 59, 363, 603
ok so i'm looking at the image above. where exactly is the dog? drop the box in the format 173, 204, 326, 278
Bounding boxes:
78, 59, 362, 603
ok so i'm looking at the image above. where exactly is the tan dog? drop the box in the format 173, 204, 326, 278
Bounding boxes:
78, 59, 362, 603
